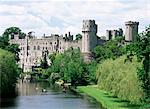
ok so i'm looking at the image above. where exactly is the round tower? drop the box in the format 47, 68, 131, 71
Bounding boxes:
125, 21, 139, 42
82, 20, 97, 61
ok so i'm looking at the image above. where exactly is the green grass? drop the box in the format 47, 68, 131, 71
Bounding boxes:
77, 86, 141, 109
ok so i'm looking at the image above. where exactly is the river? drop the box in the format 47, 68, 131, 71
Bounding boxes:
1, 81, 104, 109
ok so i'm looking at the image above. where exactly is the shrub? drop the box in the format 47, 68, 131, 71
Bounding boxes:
96, 55, 144, 104
0, 49, 19, 97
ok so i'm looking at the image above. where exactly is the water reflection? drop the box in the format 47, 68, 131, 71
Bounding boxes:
1, 81, 103, 109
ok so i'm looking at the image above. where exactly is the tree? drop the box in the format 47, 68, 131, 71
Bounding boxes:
2, 27, 25, 39
0, 49, 19, 97
92, 37, 125, 63
47, 48, 89, 86
75, 33, 82, 40
40, 53, 48, 69
126, 25, 150, 102
48, 52, 57, 65
0, 27, 26, 61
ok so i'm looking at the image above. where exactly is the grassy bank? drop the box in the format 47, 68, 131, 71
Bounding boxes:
77, 86, 141, 109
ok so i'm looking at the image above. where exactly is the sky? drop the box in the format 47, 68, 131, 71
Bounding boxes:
0, 0, 149, 38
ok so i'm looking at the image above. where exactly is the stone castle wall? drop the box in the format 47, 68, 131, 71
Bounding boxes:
10, 33, 81, 72
9, 20, 139, 72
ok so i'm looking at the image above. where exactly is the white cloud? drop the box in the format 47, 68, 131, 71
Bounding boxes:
0, 0, 149, 37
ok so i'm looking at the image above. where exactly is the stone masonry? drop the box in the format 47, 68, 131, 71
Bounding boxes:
9, 20, 139, 72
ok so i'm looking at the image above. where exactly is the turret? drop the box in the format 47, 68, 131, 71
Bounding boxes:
82, 20, 97, 62
125, 21, 139, 42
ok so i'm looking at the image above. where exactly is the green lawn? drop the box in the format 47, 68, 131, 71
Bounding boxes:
77, 86, 142, 109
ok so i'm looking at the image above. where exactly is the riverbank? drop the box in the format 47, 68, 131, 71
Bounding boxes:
77, 86, 142, 109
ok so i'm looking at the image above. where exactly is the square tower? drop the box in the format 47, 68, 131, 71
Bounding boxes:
82, 20, 98, 62
125, 21, 139, 42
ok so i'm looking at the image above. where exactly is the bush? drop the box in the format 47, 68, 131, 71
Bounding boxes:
0, 49, 19, 97
96, 55, 144, 104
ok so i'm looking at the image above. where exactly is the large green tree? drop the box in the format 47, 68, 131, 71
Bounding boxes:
0, 49, 19, 97
126, 26, 150, 102
48, 48, 90, 86
0, 27, 25, 61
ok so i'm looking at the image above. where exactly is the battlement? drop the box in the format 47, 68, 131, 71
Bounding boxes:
82, 20, 97, 32
125, 21, 139, 25
106, 28, 123, 40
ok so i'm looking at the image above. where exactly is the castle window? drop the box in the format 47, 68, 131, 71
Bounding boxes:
34, 46, 36, 50
60, 47, 61, 49
43, 47, 44, 50
55, 42, 56, 44
37, 46, 40, 50
50, 42, 52, 44
46, 47, 47, 50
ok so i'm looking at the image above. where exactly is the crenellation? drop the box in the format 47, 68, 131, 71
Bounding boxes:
106, 28, 123, 40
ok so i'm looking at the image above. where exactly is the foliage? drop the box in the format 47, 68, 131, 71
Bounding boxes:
48, 48, 91, 86
96, 55, 144, 104
2, 27, 25, 39
49, 73, 60, 83
40, 53, 48, 69
126, 25, 150, 101
92, 37, 125, 63
85, 61, 98, 84
0, 27, 25, 61
0, 49, 20, 97
48, 52, 57, 65
75, 33, 82, 40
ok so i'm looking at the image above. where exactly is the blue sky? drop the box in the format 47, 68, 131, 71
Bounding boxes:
0, 0, 149, 38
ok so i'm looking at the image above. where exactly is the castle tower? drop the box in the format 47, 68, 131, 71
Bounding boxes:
82, 20, 97, 62
125, 21, 139, 42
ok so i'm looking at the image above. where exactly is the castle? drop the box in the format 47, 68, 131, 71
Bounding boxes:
9, 20, 139, 72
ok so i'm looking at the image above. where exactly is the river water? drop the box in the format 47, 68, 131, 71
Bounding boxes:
1, 82, 104, 109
